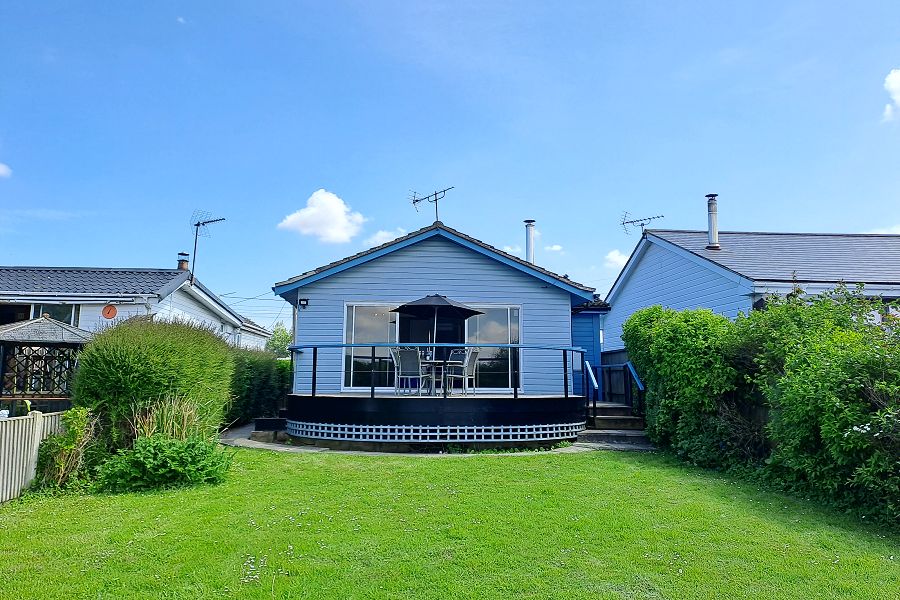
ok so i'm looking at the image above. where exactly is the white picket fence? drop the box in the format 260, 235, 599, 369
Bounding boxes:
0, 411, 64, 503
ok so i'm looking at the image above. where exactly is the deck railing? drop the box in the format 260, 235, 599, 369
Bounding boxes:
288, 343, 588, 400
589, 361, 646, 417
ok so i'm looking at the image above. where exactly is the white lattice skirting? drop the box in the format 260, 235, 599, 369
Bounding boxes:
286, 420, 586, 443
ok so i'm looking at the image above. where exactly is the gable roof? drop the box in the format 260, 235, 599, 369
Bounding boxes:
273, 221, 595, 300
0, 315, 93, 344
646, 230, 900, 284
0, 267, 190, 297
0, 265, 246, 325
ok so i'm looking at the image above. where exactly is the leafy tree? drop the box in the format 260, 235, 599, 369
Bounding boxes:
265, 321, 292, 358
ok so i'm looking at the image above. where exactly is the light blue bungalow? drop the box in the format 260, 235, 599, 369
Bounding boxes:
272, 220, 602, 446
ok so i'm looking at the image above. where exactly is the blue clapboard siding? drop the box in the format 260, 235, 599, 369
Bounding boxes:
603, 241, 753, 352
571, 312, 600, 395
291, 236, 573, 395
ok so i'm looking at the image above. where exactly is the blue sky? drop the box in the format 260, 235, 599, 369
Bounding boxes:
2, 1, 900, 326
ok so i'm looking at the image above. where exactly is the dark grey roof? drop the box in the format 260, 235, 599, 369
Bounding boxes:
274, 221, 594, 293
0, 315, 93, 344
0, 267, 190, 296
647, 230, 900, 284
239, 316, 272, 337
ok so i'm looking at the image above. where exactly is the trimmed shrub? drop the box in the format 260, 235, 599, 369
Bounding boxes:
623, 306, 740, 467
227, 350, 291, 425
97, 435, 232, 493
72, 319, 234, 449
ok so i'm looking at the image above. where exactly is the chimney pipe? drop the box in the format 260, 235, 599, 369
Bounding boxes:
705, 194, 720, 250
524, 219, 535, 263
177, 252, 190, 271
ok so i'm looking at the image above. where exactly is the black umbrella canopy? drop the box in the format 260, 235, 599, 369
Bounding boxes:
390, 295, 484, 319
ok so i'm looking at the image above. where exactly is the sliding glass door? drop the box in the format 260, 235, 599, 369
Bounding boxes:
466, 307, 520, 389
343, 303, 521, 390
343, 305, 397, 388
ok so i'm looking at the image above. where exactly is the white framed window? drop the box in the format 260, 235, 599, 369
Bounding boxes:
341, 302, 521, 390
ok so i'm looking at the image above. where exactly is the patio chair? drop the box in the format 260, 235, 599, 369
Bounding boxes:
444, 347, 479, 395
391, 347, 433, 395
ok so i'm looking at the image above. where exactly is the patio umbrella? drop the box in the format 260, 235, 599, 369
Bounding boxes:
390, 295, 484, 344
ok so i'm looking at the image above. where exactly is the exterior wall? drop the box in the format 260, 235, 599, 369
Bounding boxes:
603, 241, 753, 352
571, 312, 601, 396
290, 236, 574, 395
238, 330, 270, 350
78, 301, 154, 331
571, 312, 601, 366
154, 287, 239, 343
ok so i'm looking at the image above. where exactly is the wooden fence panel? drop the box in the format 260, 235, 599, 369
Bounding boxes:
0, 411, 64, 503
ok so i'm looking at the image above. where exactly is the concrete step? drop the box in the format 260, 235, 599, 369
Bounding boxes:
588, 415, 645, 430
578, 428, 652, 446
590, 403, 633, 417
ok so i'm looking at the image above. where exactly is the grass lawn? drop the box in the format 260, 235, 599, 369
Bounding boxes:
1, 448, 897, 600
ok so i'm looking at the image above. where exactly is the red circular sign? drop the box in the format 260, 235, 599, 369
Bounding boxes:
101, 305, 118, 319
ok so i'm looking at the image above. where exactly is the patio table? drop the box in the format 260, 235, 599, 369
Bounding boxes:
421, 359, 464, 395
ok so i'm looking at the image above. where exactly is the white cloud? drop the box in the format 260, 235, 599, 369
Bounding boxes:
544, 244, 563, 252
604, 249, 628, 269
882, 69, 900, 122
364, 228, 407, 246
866, 224, 900, 234
0, 163, 11, 178
502, 244, 522, 255
277, 189, 366, 243
176, 16, 187, 25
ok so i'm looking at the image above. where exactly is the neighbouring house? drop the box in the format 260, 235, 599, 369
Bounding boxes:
601, 196, 900, 361
0, 255, 272, 350
237, 317, 273, 351
271, 220, 599, 446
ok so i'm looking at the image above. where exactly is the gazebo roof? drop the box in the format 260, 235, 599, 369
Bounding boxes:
0, 315, 93, 344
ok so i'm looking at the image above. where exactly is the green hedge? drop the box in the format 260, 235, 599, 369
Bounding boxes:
622, 288, 900, 524
72, 319, 234, 449
227, 349, 292, 425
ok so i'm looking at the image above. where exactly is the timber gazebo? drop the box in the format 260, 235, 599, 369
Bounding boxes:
0, 315, 93, 415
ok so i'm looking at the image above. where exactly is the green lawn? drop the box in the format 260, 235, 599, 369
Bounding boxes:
1, 448, 897, 600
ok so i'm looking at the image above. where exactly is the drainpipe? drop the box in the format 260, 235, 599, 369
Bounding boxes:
705, 194, 720, 250
524, 219, 535, 263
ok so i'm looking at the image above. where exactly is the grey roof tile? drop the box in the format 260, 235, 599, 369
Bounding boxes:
647, 229, 900, 283
0, 267, 190, 296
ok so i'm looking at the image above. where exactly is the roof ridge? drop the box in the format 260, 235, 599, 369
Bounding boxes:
0, 266, 182, 272
647, 229, 900, 238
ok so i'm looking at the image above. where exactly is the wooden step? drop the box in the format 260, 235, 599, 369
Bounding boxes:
578, 428, 652, 447
588, 415, 645, 430
590, 403, 634, 417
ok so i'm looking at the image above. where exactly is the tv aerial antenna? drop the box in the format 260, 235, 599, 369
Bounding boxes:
411, 186, 454, 222
621, 212, 664, 234
189, 210, 226, 284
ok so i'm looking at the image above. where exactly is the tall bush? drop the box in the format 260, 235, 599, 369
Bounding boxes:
227, 350, 292, 425
72, 319, 234, 449
622, 306, 739, 467
622, 287, 900, 524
